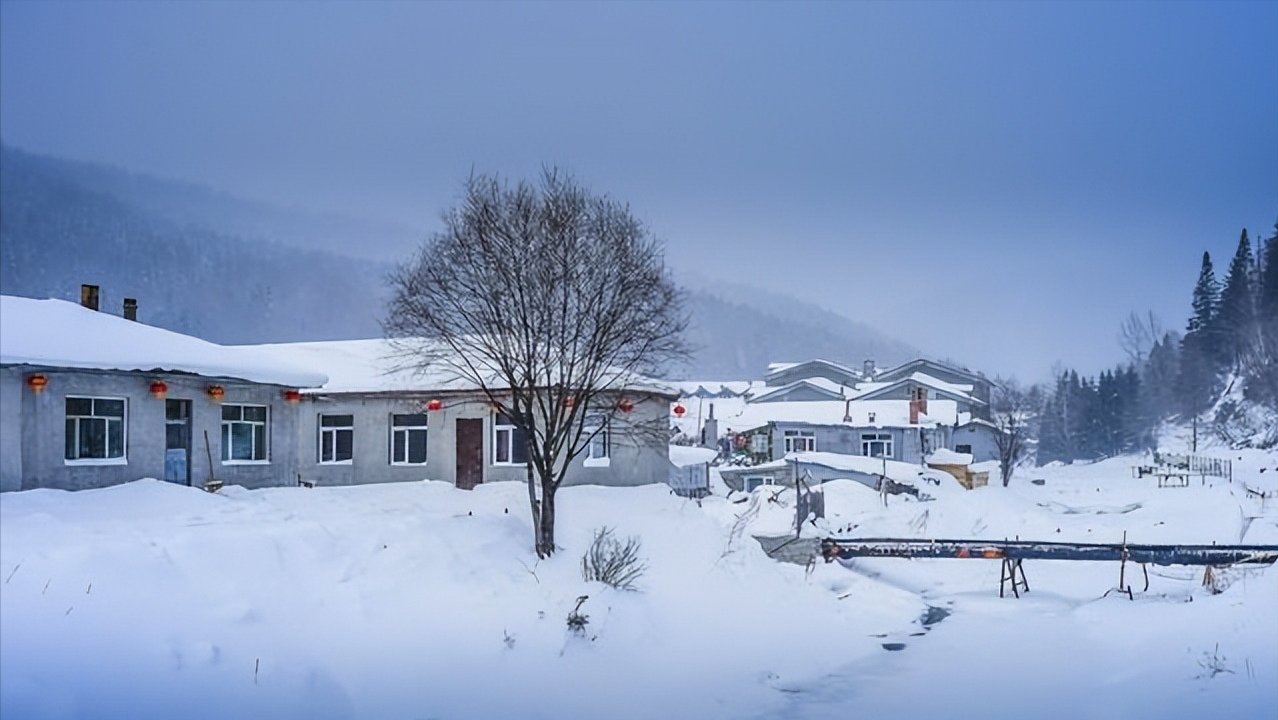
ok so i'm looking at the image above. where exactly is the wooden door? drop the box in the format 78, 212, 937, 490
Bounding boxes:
455, 418, 484, 490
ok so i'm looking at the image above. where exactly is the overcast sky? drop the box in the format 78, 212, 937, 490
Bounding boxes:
2, 1, 1275, 381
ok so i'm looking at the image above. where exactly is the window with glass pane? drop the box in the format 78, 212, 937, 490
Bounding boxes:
860, 432, 893, 458
783, 430, 816, 453
319, 414, 354, 463
493, 412, 528, 465
391, 413, 427, 464
584, 413, 610, 460
65, 397, 126, 461
221, 404, 268, 461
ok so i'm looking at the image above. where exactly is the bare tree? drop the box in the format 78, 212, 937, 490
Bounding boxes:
1118, 310, 1163, 364
385, 170, 689, 558
991, 378, 1032, 486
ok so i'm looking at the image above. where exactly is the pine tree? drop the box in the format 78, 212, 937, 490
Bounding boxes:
1187, 251, 1220, 335
1261, 223, 1278, 330
1242, 222, 1278, 409
1179, 251, 1223, 419
1217, 229, 1255, 368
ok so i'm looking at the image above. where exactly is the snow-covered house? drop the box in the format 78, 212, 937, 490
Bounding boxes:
247, 339, 679, 489
673, 357, 1000, 465
0, 295, 326, 492
719, 450, 954, 492
730, 397, 959, 466
865, 357, 992, 413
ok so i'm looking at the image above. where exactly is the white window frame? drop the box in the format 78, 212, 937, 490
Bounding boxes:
493, 412, 528, 466
583, 412, 610, 467
783, 430, 816, 453
745, 476, 775, 492
222, 404, 269, 464
861, 432, 894, 459
64, 396, 128, 465
390, 413, 428, 465
318, 414, 354, 465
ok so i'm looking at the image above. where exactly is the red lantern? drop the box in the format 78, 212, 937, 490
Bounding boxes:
426, 398, 443, 411
618, 399, 634, 414
283, 389, 302, 404
149, 379, 168, 399
26, 373, 48, 394
673, 404, 686, 418
206, 384, 225, 402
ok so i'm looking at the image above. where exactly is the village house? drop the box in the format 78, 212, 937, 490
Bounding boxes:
248, 339, 680, 489
672, 356, 1002, 476
0, 292, 326, 492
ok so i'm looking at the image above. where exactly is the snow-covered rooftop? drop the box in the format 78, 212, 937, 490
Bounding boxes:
927, 449, 974, 465
737, 450, 951, 485
851, 372, 978, 402
749, 377, 853, 403
0, 296, 327, 388
247, 338, 677, 396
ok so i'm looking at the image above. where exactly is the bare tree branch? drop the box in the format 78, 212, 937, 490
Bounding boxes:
384, 169, 690, 557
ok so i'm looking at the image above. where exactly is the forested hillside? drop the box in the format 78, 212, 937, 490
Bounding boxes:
1035, 227, 1278, 458
0, 144, 390, 344
0, 145, 926, 378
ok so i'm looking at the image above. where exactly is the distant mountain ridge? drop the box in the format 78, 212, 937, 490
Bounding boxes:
0, 144, 924, 379
0, 144, 390, 344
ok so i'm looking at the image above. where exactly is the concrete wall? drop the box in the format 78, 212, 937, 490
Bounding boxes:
1, 367, 23, 492
297, 392, 673, 488
951, 422, 1000, 463
2, 366, 302, 492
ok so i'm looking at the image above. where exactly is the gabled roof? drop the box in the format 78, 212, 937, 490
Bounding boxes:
873, 358, 986, 384
749, 378, 850, 404
851, 372, 984, 405
763, 358, 861, 385
0, 296, 326, 387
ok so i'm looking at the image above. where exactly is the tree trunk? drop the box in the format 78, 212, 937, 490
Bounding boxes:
537, 480, 557, 557
526, 462, 542, 557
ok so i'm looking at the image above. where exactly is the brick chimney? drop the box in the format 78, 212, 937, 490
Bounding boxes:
123, 298, 138, 321
80, 284, 100, 311
863, 358, 875, 379
909, 387, 928, 424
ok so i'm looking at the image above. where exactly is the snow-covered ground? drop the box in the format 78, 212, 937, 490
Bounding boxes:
2, 445, 1275, 719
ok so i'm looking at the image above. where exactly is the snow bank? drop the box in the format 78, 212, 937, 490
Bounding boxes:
2, 443, 1274, 720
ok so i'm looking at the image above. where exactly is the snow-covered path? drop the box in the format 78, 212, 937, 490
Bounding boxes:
2, 448, 1275, 720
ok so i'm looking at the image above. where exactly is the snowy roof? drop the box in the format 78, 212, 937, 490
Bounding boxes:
926, 449, 973, 466
247, 338, 677, 397
850, 372, 980, 403
875, 357, 986, 383
0, 296, 327, 388
764, 358, 861, 382
749, 377, 852, 403
734, 451, 947, 484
